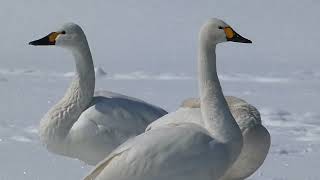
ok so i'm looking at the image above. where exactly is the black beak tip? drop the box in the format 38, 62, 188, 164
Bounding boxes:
28, 39, 41, 46
28, 34, 53, 46
230, 37, 253, 44
246, 39, 253, 44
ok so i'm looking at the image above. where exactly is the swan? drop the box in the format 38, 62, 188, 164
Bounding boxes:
84, 18, 252, 180
28, 23, 167, 165
148, 96, 270, 180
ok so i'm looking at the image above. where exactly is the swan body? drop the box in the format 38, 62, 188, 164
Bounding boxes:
85, 124, 230, 180
148, 96, 270, 180
85, 18, 252, 180
29, 23, 167, 165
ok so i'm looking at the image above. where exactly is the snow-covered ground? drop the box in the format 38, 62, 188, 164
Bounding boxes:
1, 0, 320, 179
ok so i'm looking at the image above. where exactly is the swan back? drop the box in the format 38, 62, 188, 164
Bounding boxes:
180, 96, 261, 131
65, 91, 167, 165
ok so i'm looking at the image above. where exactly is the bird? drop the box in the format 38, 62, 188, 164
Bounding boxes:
149, 96, 270, 180
84, 18, 252, 180
28, 23, 167, 165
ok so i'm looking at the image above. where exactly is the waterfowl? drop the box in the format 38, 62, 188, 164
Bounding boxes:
149, 96, 270, 180
84, 18, 251, 180
29, 23, 167, 165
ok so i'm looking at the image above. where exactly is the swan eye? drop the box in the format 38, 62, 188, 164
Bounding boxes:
218, 26, 223, 29
61, 31, 66, 34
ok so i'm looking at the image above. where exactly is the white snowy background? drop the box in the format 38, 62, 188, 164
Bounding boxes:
0, 0, 319, 179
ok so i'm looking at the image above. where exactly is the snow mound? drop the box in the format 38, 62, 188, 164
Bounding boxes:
94, 67, 107, 78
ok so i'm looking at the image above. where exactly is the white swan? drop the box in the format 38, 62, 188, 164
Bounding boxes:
84, 18, 252, 180
148, 96, 270, 180
28, 23, 167, 165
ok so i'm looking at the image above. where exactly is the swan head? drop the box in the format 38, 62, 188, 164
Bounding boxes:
29, 23, 87, 49
200, 18, 252, 45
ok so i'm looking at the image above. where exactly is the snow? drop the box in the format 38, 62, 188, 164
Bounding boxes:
1, 0, 320, 179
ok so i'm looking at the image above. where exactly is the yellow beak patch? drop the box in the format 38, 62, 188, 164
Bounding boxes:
224, 27, 234, 39
48, 32, 60, 43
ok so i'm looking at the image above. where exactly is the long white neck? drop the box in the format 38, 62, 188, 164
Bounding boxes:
39, 40, 95, 150
198, 37, 242, 155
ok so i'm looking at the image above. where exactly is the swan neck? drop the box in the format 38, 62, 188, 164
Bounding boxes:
40, 39, 95, 149
73, 43, 95, 81
198, 41, 242, 146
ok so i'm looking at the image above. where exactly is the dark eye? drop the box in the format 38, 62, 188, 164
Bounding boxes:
61, 31, 66, 34
218, 26, 223, 29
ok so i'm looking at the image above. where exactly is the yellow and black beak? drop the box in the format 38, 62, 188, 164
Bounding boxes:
29, 32, 61, 46
224, 27, 252, 43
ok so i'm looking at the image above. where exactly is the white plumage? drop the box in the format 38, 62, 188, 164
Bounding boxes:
84, 18, 252, 180
29, 23, 167, 165
148, 96, 270, 180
